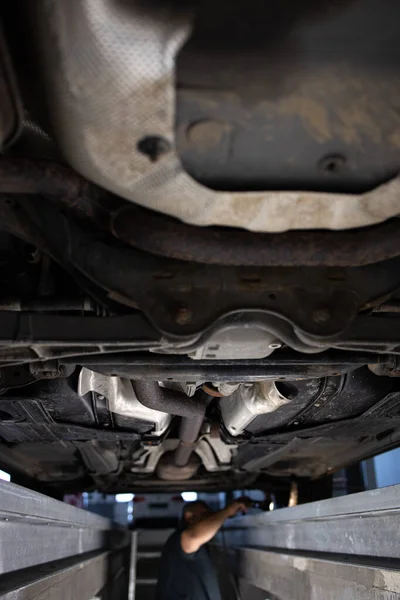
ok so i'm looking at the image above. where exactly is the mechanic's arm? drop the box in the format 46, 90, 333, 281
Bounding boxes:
181, 501, 248, 554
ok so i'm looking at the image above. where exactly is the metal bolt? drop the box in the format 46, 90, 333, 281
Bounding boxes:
313, 308, 331, 323
175, 306, 192, 326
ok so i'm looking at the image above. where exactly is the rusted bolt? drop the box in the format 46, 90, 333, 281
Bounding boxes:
312, 308, 331, 323
175, 306, 192, 325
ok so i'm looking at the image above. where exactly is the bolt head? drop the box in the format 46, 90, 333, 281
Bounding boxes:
313, 308, 331, 323
175, 306, 192, 325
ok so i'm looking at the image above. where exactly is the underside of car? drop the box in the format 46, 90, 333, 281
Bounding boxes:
0, 0, 400, 496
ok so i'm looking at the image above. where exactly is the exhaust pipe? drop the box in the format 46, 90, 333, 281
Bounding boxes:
132, 381, 206, 467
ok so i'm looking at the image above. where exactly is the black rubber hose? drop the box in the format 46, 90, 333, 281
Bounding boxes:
132, 380, 206, 467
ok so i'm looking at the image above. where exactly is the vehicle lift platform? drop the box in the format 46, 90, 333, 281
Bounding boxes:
0, 480, 400, 600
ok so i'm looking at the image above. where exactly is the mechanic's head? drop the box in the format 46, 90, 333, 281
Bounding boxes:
182, 500, 212, 527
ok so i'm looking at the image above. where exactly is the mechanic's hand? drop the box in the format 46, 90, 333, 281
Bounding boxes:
225, 497, 252, 518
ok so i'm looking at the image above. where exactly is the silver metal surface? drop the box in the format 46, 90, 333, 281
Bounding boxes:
213, 382, 241, 397
130, 439, 177, 474
215, 485, 400, 599
0, 480, 109, 529
0, 480, 134, 600
0, 522, 105, 574
34, 0, 400, 233
128, 532, 137, 600
0, 480, 114, 575
130, 435, 235, 473
195, 440, 230, 472
237, 480, 400, 523
220, 381, 291, 436
0, 552, 109, 600
236, 548, 400, 600
78, 368, 171, 435
222, 483, 400, 560
190, 324, 278, 360
195, 435, 237, 472
79, 440, 119, 474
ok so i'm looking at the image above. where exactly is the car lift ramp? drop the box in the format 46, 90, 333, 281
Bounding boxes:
217, 483, 400, 600
0, 480, 134, 600
1, 479, 400, 600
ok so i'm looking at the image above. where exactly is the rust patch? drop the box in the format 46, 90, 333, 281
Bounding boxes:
186, 119, 231, 150
278, 96, 332, 143
256, 68, 400, 148
112, 199, 400, 267
389, 129, 400, 148
336, 103, 383, 147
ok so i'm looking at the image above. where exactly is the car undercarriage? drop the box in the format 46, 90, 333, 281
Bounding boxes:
0, 0, 400, 496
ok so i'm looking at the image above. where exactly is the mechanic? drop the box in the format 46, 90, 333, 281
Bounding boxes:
156, 498, 249, 600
